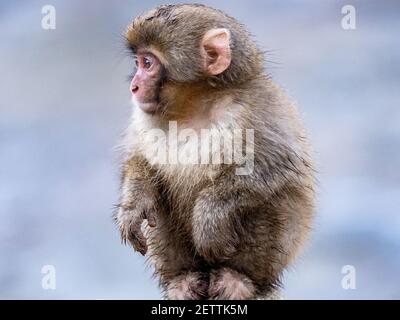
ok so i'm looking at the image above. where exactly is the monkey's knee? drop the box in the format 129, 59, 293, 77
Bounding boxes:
165, 271, 209, 300
208, 268, 255, 300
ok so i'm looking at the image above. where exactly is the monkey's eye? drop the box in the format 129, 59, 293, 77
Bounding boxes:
143, 56, 153, 70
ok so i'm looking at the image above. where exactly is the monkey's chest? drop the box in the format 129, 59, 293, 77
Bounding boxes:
145, 137, 219, 208
139, 126, 222, 184
134, 117, 231, 203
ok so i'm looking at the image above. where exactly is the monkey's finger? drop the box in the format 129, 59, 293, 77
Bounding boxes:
128, 219, 148, 255
146, 210, 157, 227
129, 232, 148, 255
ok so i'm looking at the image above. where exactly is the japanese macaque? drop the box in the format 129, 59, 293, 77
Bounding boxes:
115, 4, 315, 300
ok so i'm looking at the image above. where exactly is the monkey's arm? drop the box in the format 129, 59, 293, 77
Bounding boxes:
192, 178, 258, 263
192, 151, 308, 263
115, 155, 159, 255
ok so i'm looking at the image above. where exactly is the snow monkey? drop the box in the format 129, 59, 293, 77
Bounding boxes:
115, 4, 315, 300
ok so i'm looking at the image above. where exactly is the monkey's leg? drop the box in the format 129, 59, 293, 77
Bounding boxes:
208, 267, 255, 300
191, 171, 313, 299
165, 271, 209, 300
144, 213, 209, 300
208, 267, 283, 300
222, 199, 311, 299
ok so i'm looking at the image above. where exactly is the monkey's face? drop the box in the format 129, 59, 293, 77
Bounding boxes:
130, 50, 164, 113
127, 26, 232, 115
126, 4, 264, 114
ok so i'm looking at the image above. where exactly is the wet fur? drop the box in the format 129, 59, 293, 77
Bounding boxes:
116, 4, 315, 299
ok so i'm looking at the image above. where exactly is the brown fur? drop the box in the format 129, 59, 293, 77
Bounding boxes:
116, 4, 315, 299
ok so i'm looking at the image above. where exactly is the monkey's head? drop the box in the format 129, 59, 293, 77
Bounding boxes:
126, 4, 264, 114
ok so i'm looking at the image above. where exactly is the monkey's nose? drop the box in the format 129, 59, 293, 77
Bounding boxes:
131, 85, 139, 94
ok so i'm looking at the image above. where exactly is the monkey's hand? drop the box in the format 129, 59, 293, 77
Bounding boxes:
116, 198, 157, 256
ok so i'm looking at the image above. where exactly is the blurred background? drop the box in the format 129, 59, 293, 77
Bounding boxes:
1, 0, 399, 299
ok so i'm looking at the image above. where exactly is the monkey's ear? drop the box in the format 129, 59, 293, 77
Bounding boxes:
201, 28, 231, 76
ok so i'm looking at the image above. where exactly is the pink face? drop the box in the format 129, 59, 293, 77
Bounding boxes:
130, 51, 163, 113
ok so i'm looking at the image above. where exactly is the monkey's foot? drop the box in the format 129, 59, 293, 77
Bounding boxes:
166, 272, 209, 300
209, 268, 255, 300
